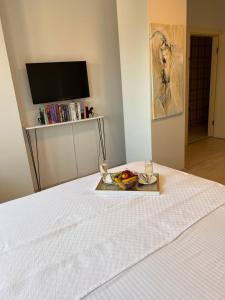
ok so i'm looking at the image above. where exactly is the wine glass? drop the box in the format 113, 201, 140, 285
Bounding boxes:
145, 160, 153, 183
99, 160, 108, 183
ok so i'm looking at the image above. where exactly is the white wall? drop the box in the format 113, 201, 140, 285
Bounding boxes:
116, 0, 152, 162
0, 0, 126, 189
188, 0, 225, 140
149, 0, 187, 170
0, 19, 34, 202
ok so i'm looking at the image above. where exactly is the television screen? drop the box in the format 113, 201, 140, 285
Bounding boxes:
26, 61, 90, 104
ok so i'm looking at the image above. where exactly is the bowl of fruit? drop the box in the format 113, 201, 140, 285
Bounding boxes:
113, 170, 138, 190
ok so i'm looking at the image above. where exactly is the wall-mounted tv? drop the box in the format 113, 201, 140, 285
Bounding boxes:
26, 61, 90, 104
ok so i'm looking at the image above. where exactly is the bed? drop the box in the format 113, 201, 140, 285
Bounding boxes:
1, 162, 225, 299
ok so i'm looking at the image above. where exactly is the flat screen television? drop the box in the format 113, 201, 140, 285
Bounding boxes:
26, 61, 90, 104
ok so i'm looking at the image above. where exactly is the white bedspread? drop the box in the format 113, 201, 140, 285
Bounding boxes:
87, 205, 225, 300
1, 162, 225, 299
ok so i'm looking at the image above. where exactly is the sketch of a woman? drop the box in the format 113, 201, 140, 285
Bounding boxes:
150, 26, 183, 119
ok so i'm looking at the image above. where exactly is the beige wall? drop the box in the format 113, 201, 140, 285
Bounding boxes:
213, 35, 225, 139
0, 19, 33, 202
188, 0, 225, 140
187, 0, 225, 30
0, 0, 126, 189
116, 0, 152, 162
149, 0, 187, 170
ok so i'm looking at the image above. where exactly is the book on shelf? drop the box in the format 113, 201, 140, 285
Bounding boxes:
39, 106, 45, 125
66, 104, 71, 121
56, 104, 60, 122
43, 106, 48, 124
85, 106, 89, 118
50, 104, 56, 123
38, 101, 92, 125
58, 105, 63, 122
75, 102, 81, 120
45, 105, 52, 124
80, 102, 85, 119
62, 105, 66, 122
69, 102, 76, 121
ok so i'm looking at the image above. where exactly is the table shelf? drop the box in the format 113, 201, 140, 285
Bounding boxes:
24, 115, 104, 131
23, 115, 105, 192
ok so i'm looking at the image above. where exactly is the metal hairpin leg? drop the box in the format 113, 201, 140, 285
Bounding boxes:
97, 118, 106, 161
25, 129, 41, 191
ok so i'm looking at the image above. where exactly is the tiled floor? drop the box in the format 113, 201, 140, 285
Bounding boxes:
185, 137, 225, 185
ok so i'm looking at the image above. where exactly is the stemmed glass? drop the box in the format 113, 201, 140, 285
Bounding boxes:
99, 160, 108, 183
145, 160, 153, 183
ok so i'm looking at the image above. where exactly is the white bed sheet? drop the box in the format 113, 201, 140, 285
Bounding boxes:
87, 205, 225, 300
0, 162, 225, 300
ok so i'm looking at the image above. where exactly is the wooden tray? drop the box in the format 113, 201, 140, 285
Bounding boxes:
95, 173, 160, 195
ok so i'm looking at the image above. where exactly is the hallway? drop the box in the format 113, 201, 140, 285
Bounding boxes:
185, 137, 225, 185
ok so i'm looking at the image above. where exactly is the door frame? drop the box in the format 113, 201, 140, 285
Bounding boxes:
185, 28, 220, 145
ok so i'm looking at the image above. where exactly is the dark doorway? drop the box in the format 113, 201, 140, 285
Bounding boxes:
188, 36, 213, 143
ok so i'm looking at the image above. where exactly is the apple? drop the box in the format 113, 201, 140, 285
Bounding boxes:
122, 172, 129, 179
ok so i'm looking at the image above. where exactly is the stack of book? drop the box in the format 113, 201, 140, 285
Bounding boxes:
38, 102, 91, 125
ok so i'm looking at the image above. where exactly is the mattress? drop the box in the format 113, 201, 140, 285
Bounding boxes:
0, 162, 225, 299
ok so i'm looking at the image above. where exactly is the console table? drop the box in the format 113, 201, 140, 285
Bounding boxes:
24, 115, 105, 191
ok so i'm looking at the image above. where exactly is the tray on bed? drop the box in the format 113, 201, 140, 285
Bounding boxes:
95, 173, 160, 195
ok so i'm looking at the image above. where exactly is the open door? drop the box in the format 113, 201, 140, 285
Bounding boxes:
186, 33, 219, 144
188, 36, 212, 143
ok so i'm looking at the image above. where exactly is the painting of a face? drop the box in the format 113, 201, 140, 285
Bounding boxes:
150, 24, 184, 119
160, 41, 172, 82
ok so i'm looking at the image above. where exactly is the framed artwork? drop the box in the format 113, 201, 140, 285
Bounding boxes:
150, 24, 184, 120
